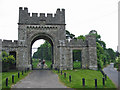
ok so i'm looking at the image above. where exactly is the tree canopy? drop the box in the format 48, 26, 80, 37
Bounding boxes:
33, 41, 52, 61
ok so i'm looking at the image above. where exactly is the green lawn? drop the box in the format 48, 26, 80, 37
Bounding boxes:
2, 70, 31, 89
45, 60, 52, 68
73, 61, 81, 69
32, 59, 39, 69
32, 59, 52, 69
54, 69, 116, 88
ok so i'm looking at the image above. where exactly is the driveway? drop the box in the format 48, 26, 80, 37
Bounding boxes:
103, 63, 119, 88
12, 70, 69, 88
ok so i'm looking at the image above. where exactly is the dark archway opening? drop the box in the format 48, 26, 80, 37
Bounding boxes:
73, 50, 82, 69
30, 35, 54, 70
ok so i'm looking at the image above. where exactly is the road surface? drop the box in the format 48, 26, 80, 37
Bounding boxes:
103, 63, 119, 88
12, 70, 69, 88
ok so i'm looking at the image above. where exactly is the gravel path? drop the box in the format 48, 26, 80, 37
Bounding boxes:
12, 70, 69, 88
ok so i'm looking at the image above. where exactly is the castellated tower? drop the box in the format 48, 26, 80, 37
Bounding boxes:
17, 7, 66, 70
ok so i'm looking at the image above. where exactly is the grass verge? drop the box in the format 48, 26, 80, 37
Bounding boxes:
53, 69, 116, 88
2, 70, 31, 89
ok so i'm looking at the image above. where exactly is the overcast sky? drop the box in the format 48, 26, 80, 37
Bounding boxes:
0, 0, 119, 53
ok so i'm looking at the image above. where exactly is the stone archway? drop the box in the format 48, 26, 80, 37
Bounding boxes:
1, 7, 98, 70
29, 33, 54, 69
17, 7, 66, 70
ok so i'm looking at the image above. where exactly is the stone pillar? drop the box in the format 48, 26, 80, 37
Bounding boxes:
59, 40, 67, 70
81, 47, 88, 69
17, 40, 29, 70
88, 47, 97, 70
66, 48, 73, 70
52, 45, 58, 69
86, 35, 97, 70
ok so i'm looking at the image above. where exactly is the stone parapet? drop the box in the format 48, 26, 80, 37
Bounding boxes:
2, 40, 18, 47
19, 7, 65, 25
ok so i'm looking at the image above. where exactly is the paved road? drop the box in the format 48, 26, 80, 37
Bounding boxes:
12, 70, 69, 88
103, 63, 119, 88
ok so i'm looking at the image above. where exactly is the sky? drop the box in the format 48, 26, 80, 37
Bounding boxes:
0, 0, 119, 54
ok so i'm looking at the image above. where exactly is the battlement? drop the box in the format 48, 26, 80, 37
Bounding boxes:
66, 38, 86, 47
2, 40, 18, 47
18, 7, 65, 25
65, 35, 96, 47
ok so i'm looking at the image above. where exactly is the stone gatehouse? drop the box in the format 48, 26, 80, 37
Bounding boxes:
1, 7, 97, 70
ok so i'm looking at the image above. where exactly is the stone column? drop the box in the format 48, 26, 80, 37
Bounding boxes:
81, 47, 88, 69
17, 40, 29, 70
52, 45, 58, 69
86, 35, 97, 70
59, 40, 67, 70
69, 48, 73, 70
88, 47, 97, 70
64, 48, 73, 70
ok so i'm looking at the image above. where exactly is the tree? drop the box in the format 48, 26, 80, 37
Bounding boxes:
88, 30, 101, 41
114, 55, 120, 70
2, 51, 9, 64
7, 55, 15, 66
33, 41, 52, 61
2, 51, 8, 58
104, 50, 111, 64
97, 40, 106, 49
66, 30, 75, 40
77, 35, 85, 40
117, 55, 120, 64
96, 42, 104, 69
70, 34, 75, 39
115, 51, 120, 57
106, 48, 116, 62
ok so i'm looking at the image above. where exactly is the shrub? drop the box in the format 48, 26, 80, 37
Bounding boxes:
1, 51, 16, 71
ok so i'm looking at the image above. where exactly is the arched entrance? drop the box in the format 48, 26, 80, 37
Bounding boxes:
29, 33, 54, 70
